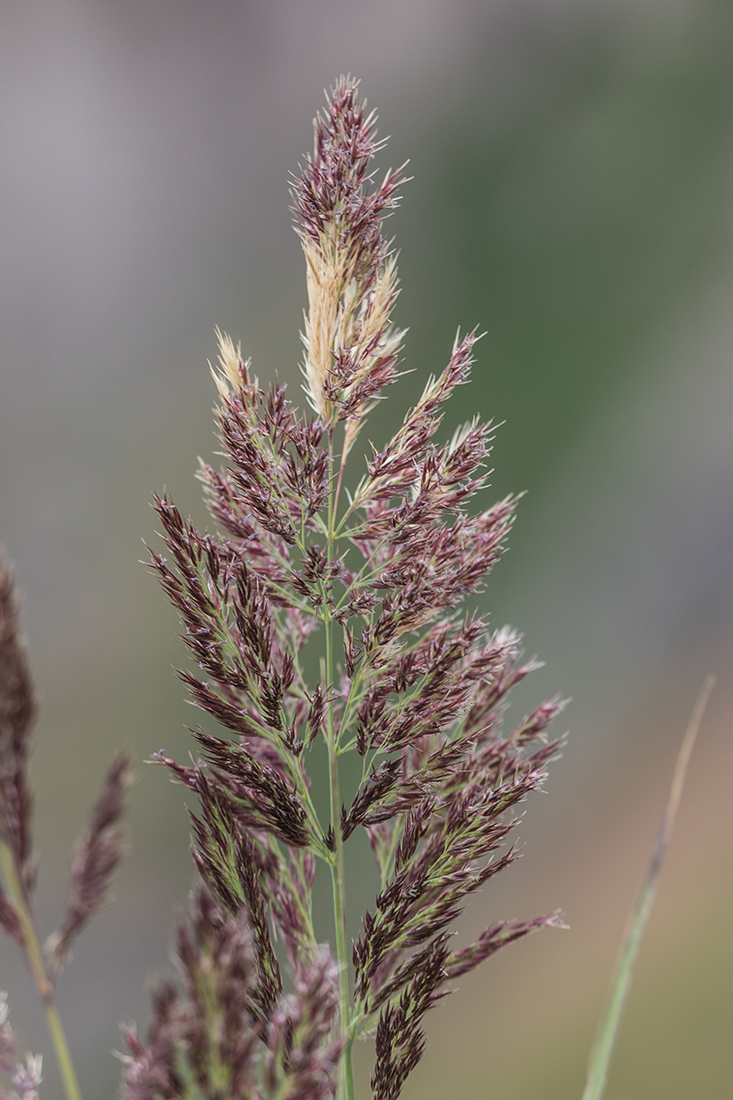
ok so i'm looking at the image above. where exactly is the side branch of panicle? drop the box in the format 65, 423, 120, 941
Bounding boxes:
0, 555, 36, 898
122, 888, 341, 1100
48, 752, 131, 975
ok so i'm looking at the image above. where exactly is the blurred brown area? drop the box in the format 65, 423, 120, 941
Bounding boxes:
1, 1, 731, 1097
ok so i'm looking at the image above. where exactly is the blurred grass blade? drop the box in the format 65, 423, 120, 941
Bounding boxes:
581, 674, 715, 1100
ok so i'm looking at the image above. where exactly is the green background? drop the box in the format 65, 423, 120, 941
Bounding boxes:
1, 1, 731, 1097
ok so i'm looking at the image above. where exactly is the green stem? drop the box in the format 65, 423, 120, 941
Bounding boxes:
325, 439, 355, 1100
581, 675, 714, 1100
0, 842, 84, 1100
327, 703, 355, 1100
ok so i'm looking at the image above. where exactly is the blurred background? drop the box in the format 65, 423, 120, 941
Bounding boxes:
1, 0, 732, 1096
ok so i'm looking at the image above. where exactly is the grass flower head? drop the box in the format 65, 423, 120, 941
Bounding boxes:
135, 76, 564, 1100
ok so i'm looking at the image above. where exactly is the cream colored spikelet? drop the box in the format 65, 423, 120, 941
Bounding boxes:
300, 226, 405, 462
209, 327, 256, 401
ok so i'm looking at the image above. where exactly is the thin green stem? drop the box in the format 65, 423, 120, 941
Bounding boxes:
44, 1003, 84, 1100
333, 451, 346, 521
325, 439, 355, 1100
0, 842, 83, 1100
581, 675, 714, 1100
327, 692, 355, 1100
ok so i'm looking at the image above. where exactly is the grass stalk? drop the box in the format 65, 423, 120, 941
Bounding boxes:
0, 841, 84, 1100
581, 674, 715, 1100
326, 458, 355, 1100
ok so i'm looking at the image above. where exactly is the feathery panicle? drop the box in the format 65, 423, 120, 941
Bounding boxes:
0, 559, 127, 1100
145, 76, 563, 1100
